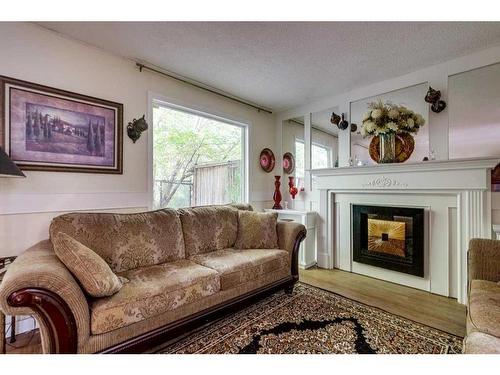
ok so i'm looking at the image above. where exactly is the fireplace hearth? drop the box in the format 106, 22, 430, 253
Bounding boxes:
353, 205, 424, 277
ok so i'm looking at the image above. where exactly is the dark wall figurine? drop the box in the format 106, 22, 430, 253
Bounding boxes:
424, 87, 447, 113
127, 115, 148, 143
338, 113, 349, 130
330, 111, 341, 126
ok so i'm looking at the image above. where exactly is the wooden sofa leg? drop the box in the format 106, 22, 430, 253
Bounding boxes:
284, 283, 295, 295
8, 288, 78, 354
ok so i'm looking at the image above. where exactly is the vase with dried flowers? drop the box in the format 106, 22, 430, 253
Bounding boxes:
361, 100, 425, 163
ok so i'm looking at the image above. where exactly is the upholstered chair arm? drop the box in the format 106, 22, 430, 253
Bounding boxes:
276, 221, 307, 281
0, 240, 90, 353
468, 238, 500, 283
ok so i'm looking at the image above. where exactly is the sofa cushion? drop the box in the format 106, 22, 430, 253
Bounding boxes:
189, 248, 289, 290
227, 203, 253, 211
463, 331, 500, 354
50, 209, 185, 273
179, 206, 239, 257
234, 211, 279, 250
468, 279, 500, 338
90, 260, 220, 334
52, 232, 125, 297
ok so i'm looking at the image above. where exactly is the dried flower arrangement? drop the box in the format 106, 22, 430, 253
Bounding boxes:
361, 100, 425, 137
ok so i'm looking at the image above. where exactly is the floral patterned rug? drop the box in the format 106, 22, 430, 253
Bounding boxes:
154, 283, 463, 354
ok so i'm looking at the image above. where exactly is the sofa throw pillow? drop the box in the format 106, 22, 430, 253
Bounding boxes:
52, 232, 126, 297
234, 211, 279, 249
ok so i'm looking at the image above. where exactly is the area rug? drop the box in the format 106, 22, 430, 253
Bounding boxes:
154, 283, 463, 354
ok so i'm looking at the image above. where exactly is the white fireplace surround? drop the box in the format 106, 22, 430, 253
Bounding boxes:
311, 158, 499, 305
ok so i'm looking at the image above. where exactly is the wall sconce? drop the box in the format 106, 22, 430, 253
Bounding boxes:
331, 112, 350, 130
425, 87, 447, 113
127, 115, 149, 143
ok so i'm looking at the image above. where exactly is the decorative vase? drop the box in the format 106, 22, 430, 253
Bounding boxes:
272, 176, 283, 209
288, 176, 298, 200
379, 132, 396, 163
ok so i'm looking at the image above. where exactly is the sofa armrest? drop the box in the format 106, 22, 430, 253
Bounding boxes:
468, 238, 500, 283
0, 240, 90, 353
277, 221, 307, 281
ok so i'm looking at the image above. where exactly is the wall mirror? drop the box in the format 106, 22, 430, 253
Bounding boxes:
350, 83, 430, 165
310, 107, 339, 169
282, 116, 305, 209
448, 62, 500, 160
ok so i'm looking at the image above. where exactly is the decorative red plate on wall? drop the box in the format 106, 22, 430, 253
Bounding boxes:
259, 148, 275, 173
283, 152, 295, 174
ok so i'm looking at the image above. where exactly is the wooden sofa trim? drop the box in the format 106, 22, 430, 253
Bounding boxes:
291, 229, 307, 282
7, 228, 307, 354
7, 288, 77, 353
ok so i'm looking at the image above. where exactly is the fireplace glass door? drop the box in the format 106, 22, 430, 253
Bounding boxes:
353, 205, 424, 277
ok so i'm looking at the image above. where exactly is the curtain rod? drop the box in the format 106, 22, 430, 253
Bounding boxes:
136, 63, 273, 114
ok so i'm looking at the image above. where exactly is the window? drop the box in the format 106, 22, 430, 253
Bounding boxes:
311, 143, 331, 169
295, 139, 332, 177
295, 139, 305, 179
152, 100, 247, 209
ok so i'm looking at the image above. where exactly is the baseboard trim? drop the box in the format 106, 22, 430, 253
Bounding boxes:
317, 253, 332, 269
299, 260, 317, 269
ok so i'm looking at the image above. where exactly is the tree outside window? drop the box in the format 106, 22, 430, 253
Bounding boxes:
153, 104, 245, 209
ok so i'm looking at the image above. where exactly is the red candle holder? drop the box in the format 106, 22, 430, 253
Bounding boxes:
272, 176, 283, 209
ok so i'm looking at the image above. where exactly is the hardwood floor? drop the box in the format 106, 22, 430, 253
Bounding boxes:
5, 329, 41, 354
4, 267, 466, 354
300, 267, 466, 337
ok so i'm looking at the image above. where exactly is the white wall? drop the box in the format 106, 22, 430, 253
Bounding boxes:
0, 23, 277, 257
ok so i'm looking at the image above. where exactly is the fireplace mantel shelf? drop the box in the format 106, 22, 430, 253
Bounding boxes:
310, 157, 499, 192
309, 157, 500, 177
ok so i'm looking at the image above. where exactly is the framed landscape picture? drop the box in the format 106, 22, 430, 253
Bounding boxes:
0, 76, 123, 174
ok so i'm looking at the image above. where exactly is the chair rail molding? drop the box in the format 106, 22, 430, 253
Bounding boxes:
0, 192, 150, 215
311, 157, 499, 305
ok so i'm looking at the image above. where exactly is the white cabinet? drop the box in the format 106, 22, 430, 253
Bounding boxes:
265, 209, 317, 269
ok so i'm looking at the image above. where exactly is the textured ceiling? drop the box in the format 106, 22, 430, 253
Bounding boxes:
37, 22, 500, 111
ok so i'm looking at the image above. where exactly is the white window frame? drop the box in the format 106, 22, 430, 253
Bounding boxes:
147, 92, 250, 210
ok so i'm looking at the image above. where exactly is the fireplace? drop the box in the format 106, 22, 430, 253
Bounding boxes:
352, 205, 424, 277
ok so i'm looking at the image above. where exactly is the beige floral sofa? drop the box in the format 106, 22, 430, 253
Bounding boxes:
463, 238, 500, 353
0, 204, 306, 354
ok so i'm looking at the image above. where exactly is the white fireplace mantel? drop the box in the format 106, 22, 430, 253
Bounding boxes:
311, 157, 499, 304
